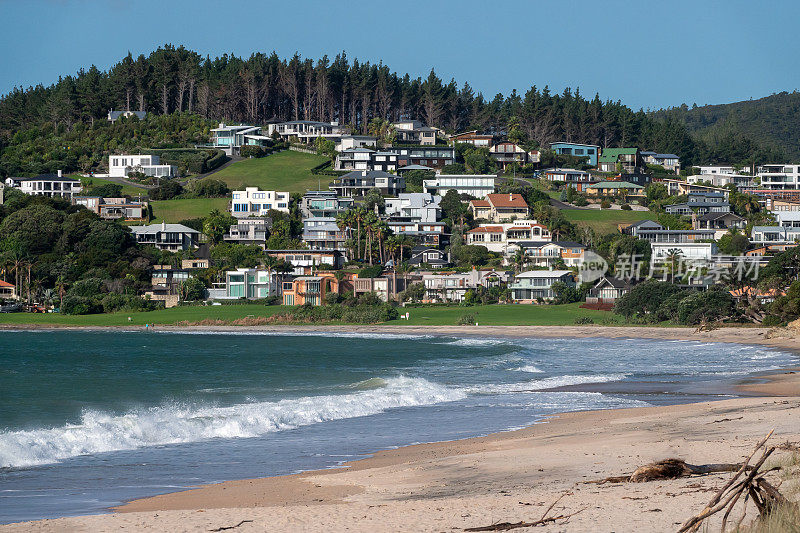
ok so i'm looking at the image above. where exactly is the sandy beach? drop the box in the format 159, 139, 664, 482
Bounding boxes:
3, 325, 799, 532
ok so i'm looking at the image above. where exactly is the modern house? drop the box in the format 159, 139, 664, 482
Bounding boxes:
468, 193, 529, 222
5, 171, 82, 199
766, 199, 800, 212
598, 148, 645, 174
335, 148, 398, 172
302, 217, 348, 252
384, 193, 442, 223
650, 241, 718, 261
231, 188, 290, 216
108, 154, 176, 178
130, 222, 200, 251
757, 164, 800, 190
585, 181, 644, 197
693, 212, 746, 231
223, 218, 272, 247
300, 190, 355, 218
550, 142, 600, 166
73, 196, 148, 221
542, 168, 594, 189
392, 119, 438, 145
619, 219, 664, 237
466, 220, 551, 255
210, 123, 271, 155
751, 225, 800, 245
329, 170, 405, 196
386, 221, 446, 247
641, 152, 681, 174
222, 268, 279, 299
635, 228, 716, 244
265, 250, 345, 274
423, 174, 496, 198
687, 172, 755, 189
107, 109, 146, 122
449, 130, 495, 147
266, 120, 348, 143
508, 270, 575, 303
336, 135, 377, 151
281, 272, 349, 306
489, 142, 540, 170
384, 145, 455, 169
407, 246, 449, 268
146, 265, 196, 308
514, 241, 589, 267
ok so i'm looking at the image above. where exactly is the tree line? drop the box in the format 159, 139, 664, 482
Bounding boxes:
0, 45, 786, 169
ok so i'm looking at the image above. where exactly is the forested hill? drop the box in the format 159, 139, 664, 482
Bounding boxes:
0, 45, 788, 176
651, 91, 800, 161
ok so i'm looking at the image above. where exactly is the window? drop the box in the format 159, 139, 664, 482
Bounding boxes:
490, 233, 502, 242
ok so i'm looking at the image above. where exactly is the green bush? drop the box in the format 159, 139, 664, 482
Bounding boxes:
600, 199, 612, 209
620, 203, 632, 210
357, 265, 383, 279
149, 180, 184, 200
761, 315, 784, 327
457, 313, 476, 325
574, 316, 594, 324
574, 196, 588, 207
240, 145, 266, 158
61, 295, 101, 315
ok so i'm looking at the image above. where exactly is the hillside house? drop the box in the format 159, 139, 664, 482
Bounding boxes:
508, 270, 575, 303
469, 193, 529, 222
550, 142, 600, 166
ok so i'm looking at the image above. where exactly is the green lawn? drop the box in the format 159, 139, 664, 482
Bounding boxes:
0, 302, 621, 327
148, 197, 229, 223
212, 150, 330, 193
78, 176, 147, 197
562, 208, 653, 234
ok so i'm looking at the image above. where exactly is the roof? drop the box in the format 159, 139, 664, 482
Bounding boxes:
550, 141, 600, 148
11, 174, 80, 182
130, 223, 199, 234
469, 200, 491, 208
515, 270, 574, 278
550, 241, 587, 249
486, 193, 528, 208
398, 164, 433, 171
698, 212, 745, 221
588, 181, 644, 189
109, 110, 146, 120
653, 153, 680, 159
628, 219, 663, 229
0, 280, 13, 288
593, 276, 630, 289
468, 226, 503, 233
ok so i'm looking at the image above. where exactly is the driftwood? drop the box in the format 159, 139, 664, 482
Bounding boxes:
464, 493, 585, 532
678, 429, 798, 533
208, 520, 253, 532
585, 458, 745, 484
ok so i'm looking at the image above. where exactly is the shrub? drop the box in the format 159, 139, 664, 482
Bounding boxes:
149, 180, 183, 200
574, 316, 594, 324
189, 178, 229, 198
761, 315, 784, 327
357, 265, 383, 279
456, 313, 476, 325
620, 203, 632, 210
240, 145, 266, 158
574, 196, 588, 207
68, 277, 105, 298
61, 295, 101, 315
600, 199, 612, 209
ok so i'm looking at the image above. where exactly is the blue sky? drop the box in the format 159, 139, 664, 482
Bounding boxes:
2, 0, 799, 110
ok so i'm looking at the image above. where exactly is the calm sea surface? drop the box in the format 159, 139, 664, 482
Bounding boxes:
0, 330, 796, 523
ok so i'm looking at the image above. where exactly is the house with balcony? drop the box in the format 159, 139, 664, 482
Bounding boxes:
265, 250, 344, 275
221, 268, 279, 299
335, 148, 398, 172
384, 145, 455, 169
468, 193, 529, 222
300, 190, 355, 218
266, 120, 348, 143
466, 220, 552, 255
109, 154, 176, 178
598, 147, 645, 174
619, 219, 664, 237
210, 123, 271, 155
130, 222, 200, 251
687, 172, 755, 190
384, 193, 441, 223
757, 164, 800, 190
489, 142, 540, 170
514, 241, 589, 267
5, 171, 82, 199
387, 221, 446, 247
329, 170, 405, 197
550, 142, 600, 166
585, 276, 631, 306
641, 152, 680, 174
585, 181, 644, 197
650, 241, 718, 261
407, 246, 450, 268
223, 218, 272, 247
422, 269, 511, 303
509, 270, 575, 303
281, 272, 349, 306
635, 228, 717, 244
73, 196, 148, 221
423, 174, 496, 198
665, 192, 730, 215
336, 135, 377, 151
751, 225, 800, 245
302, 217, 348, 252
231, 188, 290, 217
542, 168, 594, 190
392, 119, 438, 145
693, 212, 746, 231
145, 265, 196, 307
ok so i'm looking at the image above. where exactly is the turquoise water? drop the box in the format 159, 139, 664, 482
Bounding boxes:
0, 330, 796, 523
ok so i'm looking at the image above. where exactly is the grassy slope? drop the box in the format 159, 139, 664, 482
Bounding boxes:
148, 197, 229, 223
77, 175, 147, 197
562, 209, 653, 234
0, 303, 619, 327
212, 150, 329, 193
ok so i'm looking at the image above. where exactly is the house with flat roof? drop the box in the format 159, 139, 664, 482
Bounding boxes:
449, 130, 495, 147
386, 221, 446, 247
384, 193, 441, 223
210, 123, 271, 155
550, 142, 600, 166
466, 220, 551, 256
423, 174, 496, 198
542, 168, 594, 189
223, 218, 272, 248
267, 120, 348, 143
512, 241, 589, 267
392, 119, 439, 145
384, 145, 455, 169
300, 191, 355, 219
489, 142, 540, 170
422, 269, 511, 303
650, 241, 717, 261
757, 164, 800, 190
508, 270, 575, 303
219, 268, 279, 299
335, 148, 398, 172
336, 135, 377, 151
751, 225, 800, 245
5, 171, 82, 199
281, 272, 352, 306
231, 188, 290, 217
265, 250, 344, 274
130, 222, 199, 251
109, 154, 176, 178
329, 170, 405, 197
302, 217, 348, 252
468, 193, 529, 222
73, 196, 148, 221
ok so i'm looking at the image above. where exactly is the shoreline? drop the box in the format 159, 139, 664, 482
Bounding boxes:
3, 329, 799, 532
3, 323, 800, 353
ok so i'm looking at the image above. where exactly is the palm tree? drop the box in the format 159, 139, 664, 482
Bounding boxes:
511, 249, 528, 274
664, 249, 683, 283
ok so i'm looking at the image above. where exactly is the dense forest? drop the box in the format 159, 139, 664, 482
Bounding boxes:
0, 45, 789, 176
652, 91, 800, 161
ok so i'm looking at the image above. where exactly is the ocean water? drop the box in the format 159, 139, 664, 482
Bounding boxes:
0, 330, 796, 524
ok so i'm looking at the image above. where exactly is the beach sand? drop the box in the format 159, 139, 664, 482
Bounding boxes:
3, 326, 800, 532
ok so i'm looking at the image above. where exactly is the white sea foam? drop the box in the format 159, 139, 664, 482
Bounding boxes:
442, 338, 509, 347
509, 365, 544, 373
0, 377, 465, 469
465, 374, 627, 394
156, 330, 435, 341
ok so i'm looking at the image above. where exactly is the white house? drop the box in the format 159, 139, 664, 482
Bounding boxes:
757, 164, 800, 190
210, 123, 271, 154
267, 121, 348, 143
231, 188, 290, 217
466, 220, 551, 256
650, 242, 717, 261
5, 171, 82, 199
219, 268, 279, 299
129, 222, 200, 251
109, 154, 176, 178
384, 193, 441, 223
423, 174, 496, 198
508, 270, 575, 303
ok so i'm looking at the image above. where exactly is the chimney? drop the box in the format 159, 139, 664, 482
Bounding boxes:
57, 170, 62, 178
509, 193, 513, 201
162, 221, 166, 231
